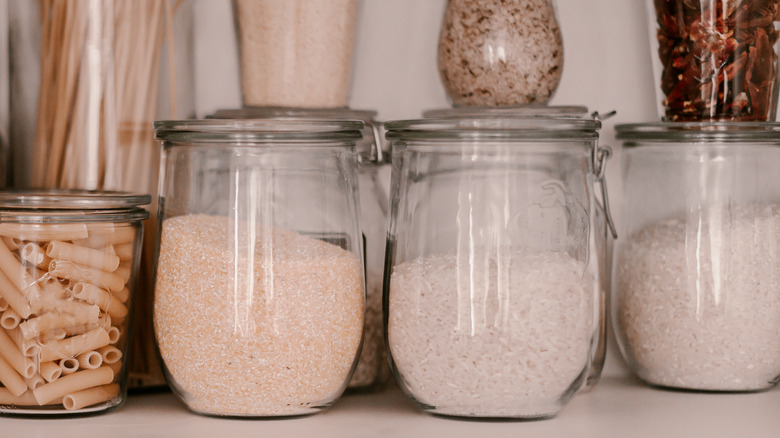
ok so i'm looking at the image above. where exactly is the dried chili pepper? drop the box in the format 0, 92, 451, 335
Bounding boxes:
654, 0, 780, 121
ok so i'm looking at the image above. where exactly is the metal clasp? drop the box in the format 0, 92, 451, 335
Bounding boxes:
594, 146, 618, 239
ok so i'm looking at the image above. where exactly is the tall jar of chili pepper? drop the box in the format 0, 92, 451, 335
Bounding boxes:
648, 0, 780, 121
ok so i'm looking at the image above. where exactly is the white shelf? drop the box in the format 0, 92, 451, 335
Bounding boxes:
2, 374, 779, 437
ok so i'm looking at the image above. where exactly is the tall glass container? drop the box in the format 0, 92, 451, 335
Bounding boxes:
615, 122, 780, 392
383, 117, 612, 419
9, 0, 196, 389
153, 120, 365, 417
208, 107, 391, 391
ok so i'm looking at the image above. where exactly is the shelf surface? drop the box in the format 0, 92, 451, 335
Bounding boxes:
1, 374, 779, 437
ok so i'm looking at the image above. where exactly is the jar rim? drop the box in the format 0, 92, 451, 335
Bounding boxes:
385, 117, 601, 140
0, 189, 150, 210
422, 105, 590, 119
616, 122, 780, 143
155, 119, 365, 144
208, 107, 378, 121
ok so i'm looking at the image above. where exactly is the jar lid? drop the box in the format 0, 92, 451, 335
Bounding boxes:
616, 122, 780, 144
385, 117, 601, 141
209, 106, 378, 121
206, 108, 386, 164
0, 189, 151, 223
423, 104, 590, 119
0, 189, 150, 209
155, 119, 364, 145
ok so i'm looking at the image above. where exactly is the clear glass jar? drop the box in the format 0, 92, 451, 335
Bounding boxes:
0, 189, 149, 415
383, 117, 612, 419
153, 120, 366, 417
647, 0, 780, 121
437, 0, 563, 106
232, 0, 360, 108
8, 0, 195, 390
208, 107, 391, 391
420, 105, 616, 392
614, 122, 780, 392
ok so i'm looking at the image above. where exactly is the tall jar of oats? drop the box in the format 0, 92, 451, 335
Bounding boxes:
614, 122, 780, 392
383, 117, 612, 419
437, 0, 564, 106
152, 119, 366, 417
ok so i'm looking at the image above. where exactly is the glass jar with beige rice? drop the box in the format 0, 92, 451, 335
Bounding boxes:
153, 119, 365, 417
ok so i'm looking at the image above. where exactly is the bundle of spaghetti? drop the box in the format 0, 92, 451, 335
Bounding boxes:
0, 222, 136, 410
31, 0, 183, 192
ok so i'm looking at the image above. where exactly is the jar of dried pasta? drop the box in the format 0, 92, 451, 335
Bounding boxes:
0, 189, 150, 415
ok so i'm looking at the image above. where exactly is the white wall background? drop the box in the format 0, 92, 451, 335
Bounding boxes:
192, 0, 658, 377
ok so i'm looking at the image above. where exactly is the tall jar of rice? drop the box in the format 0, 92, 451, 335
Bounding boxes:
0, 189, 150, 415
614, 122, 780, 392
383, 117, 612, 419
152, 119, 366, 417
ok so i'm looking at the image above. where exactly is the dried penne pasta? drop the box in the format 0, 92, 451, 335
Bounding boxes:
59, 358, 79, 376
77, 351, 103, 370
107, 326, 121, 345
0, 329, 36, 379
20, 243, 51, 270
39, 328, 68, 343
62, 383, 119, 411
33, 366, 114, 405
114, 264, 131, 283
0, 353, 27, 396
48, 260, 125, 292
1, 308, 21, 330
25, 374, 45, 391
0, 223, 89, 241
113, 243, 133, 261
0, 270, 32, 319
71, 283, 128, 320
19, 303, 100, 340
46, 241, 121, 273
40, 361, 62, 383
114, 287, 131, 304
0, 238, 43, 300
0, 388, 39, 406
107, 361, 122, 378
0, 236, 22, 251
0, 297, 8, 312
96, 345, 122, 364
6, 328, 41, 357
39, 328, 111, 362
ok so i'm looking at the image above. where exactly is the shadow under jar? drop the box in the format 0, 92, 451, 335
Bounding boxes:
614, 122, 780, 392
383, 117, 611, 419
153, 120, 366, 417
0, 189, 149, 415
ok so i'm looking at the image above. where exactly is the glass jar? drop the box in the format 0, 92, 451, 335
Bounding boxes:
8, 0, 195, 390
647, 0, 780, 121
614, 122, 780, 392
208, 107, 391, 391
153, 119, 365, 417
0, 189, 149, 415
232, 0, 360, 108
437, 0, 564, 106
420, 105, 616, 392
383, 117, 612, 419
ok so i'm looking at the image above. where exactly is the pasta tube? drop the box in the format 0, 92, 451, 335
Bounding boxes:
0, 328, 36, 378
19, 303, 100, 340
77, 351, 103, 370
20, 243, 51, 270
0, 388, 39, 406
33, 366, 114, 405
39, 328, 111, 362
46, 241, 121, 273
62, 383, 119, 411
71, 283, 128, 320
0, 238, 43, 300
0, 353, 27, 396
48, 260, 125, 292
1, 308, 21, 330
59, 358, 79, 376
0, 269, 31, 319
96, 346, 122, 364
39, 361, 62, 383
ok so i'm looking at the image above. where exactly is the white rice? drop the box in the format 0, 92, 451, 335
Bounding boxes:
617, 204, 780, 391
388, 248, 594, 418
